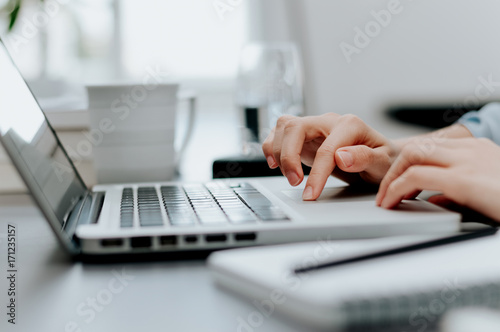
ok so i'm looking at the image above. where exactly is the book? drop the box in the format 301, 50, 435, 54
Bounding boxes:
209, 233, 500, 331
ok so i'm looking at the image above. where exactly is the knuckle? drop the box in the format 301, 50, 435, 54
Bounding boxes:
340, 114, 363, 126
401, 143, 416, 156
413, 138, 436, 154
316, 146, 334, 159
283, 118, 302, 131
280, 154, 296, 167
308, 168, 327, 180
277, 115, 295, 127
338, 114, 367, 136
272, 145, 281, 157
323, 112, 340, 120
387, 181, 399, 194
403, 166, 418, 180
359, 147, 374, 164
401, 144, 424, 164
262, 141, 271, 154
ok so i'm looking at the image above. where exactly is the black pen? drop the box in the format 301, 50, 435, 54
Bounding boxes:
294, 227, 498, 274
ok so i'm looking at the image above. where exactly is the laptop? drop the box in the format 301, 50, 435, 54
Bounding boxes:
0, 40, 461, 258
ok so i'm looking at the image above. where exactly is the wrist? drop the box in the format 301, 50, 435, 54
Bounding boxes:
393, 124, 474, 151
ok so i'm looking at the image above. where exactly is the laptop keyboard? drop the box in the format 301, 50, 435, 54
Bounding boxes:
120, 182, 289, 228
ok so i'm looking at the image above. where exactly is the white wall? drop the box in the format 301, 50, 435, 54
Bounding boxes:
252, 0, 500, 125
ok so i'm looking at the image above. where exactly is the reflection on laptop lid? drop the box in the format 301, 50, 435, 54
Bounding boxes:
0, 39, 87, 254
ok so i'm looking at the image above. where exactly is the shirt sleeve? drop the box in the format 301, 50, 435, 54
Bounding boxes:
457, 102, 500, 145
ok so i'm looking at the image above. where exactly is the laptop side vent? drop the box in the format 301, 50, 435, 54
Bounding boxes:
90, 192, 106, 224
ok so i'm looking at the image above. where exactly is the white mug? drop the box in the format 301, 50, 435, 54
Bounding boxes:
86, 84, 195, 184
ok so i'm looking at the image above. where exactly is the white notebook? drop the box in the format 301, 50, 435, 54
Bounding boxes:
208, 232, 500, 330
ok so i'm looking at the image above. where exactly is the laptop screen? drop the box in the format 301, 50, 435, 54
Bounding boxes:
0, 41, 87, 242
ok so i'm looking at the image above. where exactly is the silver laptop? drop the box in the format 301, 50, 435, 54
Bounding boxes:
0, 40, 461, 257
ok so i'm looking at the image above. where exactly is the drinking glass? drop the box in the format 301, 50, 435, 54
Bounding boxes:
235, 42, 304, 155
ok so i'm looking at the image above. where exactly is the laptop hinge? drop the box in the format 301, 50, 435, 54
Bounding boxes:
64, 191, 105, 236
80, 191, 106, 225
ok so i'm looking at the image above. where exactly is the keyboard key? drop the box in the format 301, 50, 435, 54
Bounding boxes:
160, 185, 182, 191
253, 207, 289, 221
139, 217, 163, 227
168, 216, 198, 226
120, 187, 135, 228
226, 213, 257, 224
217, 201, 241, 205
196, 210, 226, 218
166, 207, 191, 213
137, 186, 163, 227
238, 194, 273, 207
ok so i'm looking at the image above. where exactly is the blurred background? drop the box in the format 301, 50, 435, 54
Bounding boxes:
3, 0, 500, 114
2, 0, 500, 186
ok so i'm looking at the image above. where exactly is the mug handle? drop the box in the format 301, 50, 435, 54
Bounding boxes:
175, 89, 197, 165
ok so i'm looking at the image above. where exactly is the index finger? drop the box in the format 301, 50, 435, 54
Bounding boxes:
279, 117, 326, 186
302, 124, 365, 200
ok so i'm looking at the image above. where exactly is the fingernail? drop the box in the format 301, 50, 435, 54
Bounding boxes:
286, 171, 301, 186
302, 186, 314, 200
337, 150, 353, 168
266, 156, 277, 168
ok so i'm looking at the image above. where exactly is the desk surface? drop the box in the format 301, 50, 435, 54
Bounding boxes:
0, 102, 440, 332
0, 194, 312, 332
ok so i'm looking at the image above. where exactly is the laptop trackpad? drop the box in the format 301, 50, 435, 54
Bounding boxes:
281, 185, 377, 203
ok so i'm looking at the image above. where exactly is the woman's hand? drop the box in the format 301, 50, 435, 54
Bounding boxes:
376, 138, 500, 222
262, 113, 399, 200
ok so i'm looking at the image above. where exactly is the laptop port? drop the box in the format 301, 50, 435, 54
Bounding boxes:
205, 234, 227, 243
101, 238, 124, 247
160, 236, 177, 246
184, 235, 198, 244
130, 237, 152, 248
235, 232, 257, 242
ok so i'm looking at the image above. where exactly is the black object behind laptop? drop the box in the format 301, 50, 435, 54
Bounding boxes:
387, 103, 485, 128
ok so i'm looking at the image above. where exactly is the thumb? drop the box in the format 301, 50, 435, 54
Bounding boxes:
335, 145, 378, 173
